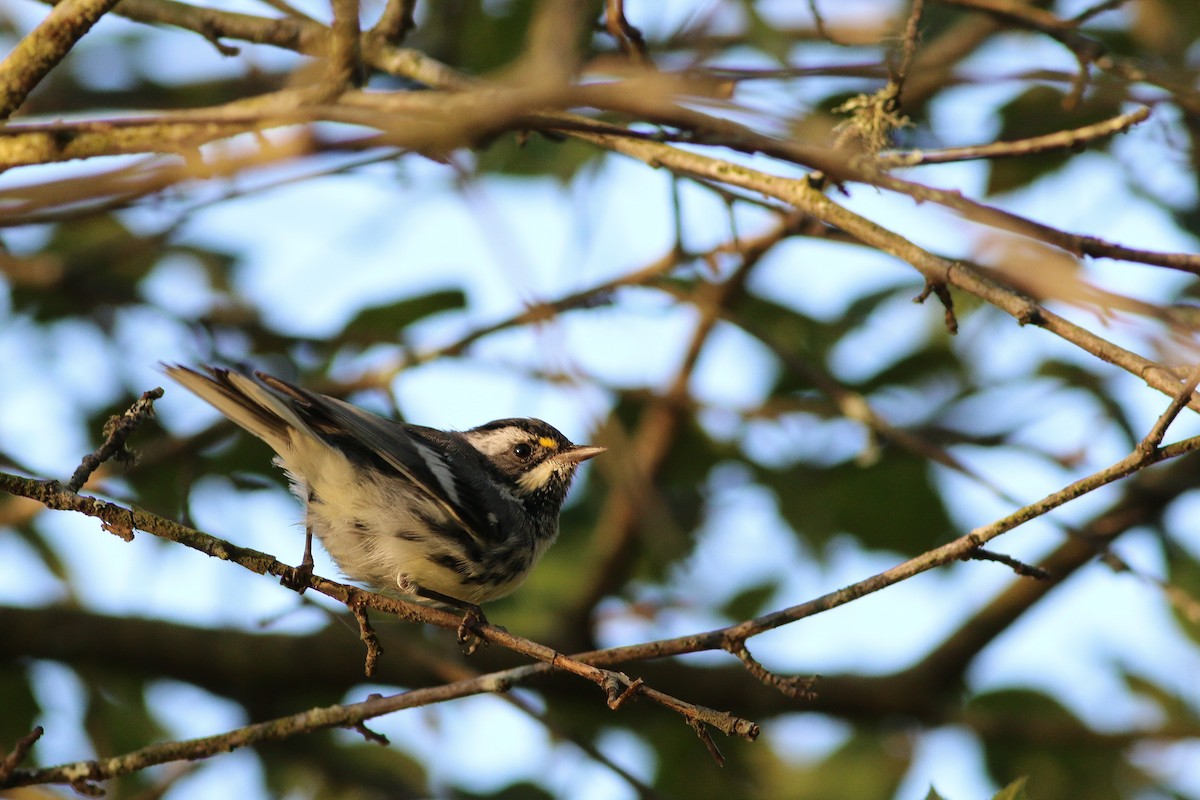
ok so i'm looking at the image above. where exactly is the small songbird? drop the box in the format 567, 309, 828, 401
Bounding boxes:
164, 364, 604, 639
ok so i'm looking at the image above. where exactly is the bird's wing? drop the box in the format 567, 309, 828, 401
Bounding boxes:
253, 372, 498, 543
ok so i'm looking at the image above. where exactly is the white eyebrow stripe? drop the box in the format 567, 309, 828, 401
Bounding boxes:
466, 427, 525, 457
412, 439, 461, 508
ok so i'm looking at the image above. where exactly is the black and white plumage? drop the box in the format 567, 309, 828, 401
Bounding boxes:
164, 365, 604, 607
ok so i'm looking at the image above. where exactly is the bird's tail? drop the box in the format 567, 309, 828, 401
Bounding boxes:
162, 364, 308, 453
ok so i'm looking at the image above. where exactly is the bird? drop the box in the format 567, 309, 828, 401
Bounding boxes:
163, 364, 604, 642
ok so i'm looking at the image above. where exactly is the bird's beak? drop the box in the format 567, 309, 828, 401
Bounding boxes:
559, 444, 606, 465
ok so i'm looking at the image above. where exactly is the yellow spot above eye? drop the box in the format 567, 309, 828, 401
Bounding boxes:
538, 437, 558, 449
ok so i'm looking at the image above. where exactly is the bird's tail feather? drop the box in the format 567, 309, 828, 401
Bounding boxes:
162, 364, 308, 452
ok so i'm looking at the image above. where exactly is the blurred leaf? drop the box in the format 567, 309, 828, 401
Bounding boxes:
9, 515, 70, 582
1130, 0, 1200, 62
750, 731, 911, 800
449, 0, 592, 76
986, 86, 1125, 196
82, 672, 168, 766
734, 290, 852, 362
476, 132, 602, 181
924, 788, 949, 800
856, 345, 960, 395
260, 732, 428, 799
742, 4, 797, 63
340, 289, 467, 341
457, 781, 555, 800
722, 580, 778, 621
168, 244, 239, 295
759, 451, 953, 553
1035, 360, 1137, 445
0, 665, 40, 748
648, 709, 758, 799
1122, 670, 1199, 728
992, 777, 1030, 800
1164, 542, 1200, 647
8, 216, 164, 322
634, 413, 729, 581
969, 689, 1131, 800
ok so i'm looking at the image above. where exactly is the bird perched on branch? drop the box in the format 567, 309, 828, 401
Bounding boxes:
165, 364, 604, 645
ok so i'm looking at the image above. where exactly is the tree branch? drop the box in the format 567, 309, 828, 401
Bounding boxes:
0, 469, 757, 761
877, 106, 1150, 167
0, 0, 125, 119
67, 387, 163, 493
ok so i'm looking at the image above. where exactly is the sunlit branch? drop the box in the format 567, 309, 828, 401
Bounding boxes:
0, 465, 758, 766
0, 0, 124, 119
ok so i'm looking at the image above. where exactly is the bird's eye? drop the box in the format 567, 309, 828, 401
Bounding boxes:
514, 443, 533, 459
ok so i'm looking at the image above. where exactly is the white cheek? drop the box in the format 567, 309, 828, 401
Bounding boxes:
516, 460, 557, 493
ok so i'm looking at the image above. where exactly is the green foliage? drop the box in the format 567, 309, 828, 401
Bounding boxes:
759, 451, 953, 553
970, 690, 1133, 800
985, 86, 1126, 196
1165, 539, 1200, 647
722, 580, 779, 621
10, 216, 159, 322
992, 777, 1029, 800
748, 731, 911, 800
475, 132, 602, 182
340, 288, 468, 342
0, 666, 40, 748
456, 781, 556, 800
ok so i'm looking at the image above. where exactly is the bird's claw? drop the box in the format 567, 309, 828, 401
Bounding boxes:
280, 559, 314, 594
457, 605, 506, 655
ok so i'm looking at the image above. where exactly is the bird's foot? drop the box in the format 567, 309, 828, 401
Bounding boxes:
280, 557, 314, 594
456, 604, 509, 656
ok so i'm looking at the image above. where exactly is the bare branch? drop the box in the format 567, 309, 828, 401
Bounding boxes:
0, 727, 43, 785
1138, 362, 1200, 455
0, 0, 124, 119
878, 106, 1150, 167
604, 0, 649, 63
961, 548, 1052, 580
67, 388, 163, 493
370, 0, 417, 44
890, 0, 926, 99
327, 0, 363, 89
0, 469, 758, 758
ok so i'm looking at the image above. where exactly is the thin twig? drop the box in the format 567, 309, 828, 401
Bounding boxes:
6, 419, 1200, 788
0, 470, 758, 750
604, 0, 649, 62
878, 106, 1150, 167
347, 589, 383, 677
890, 0, 926, 95
67, 388, 164, 493
562, 127, 1200, 412
962, 548, 1052, 580
544, 432, 1200, 672
689, 719, 724, 766
370, 0, 417, 43
0, 727, 43, 784
256, 0, 318, 22
728, 643, 820, 699
806, 0, 851, 46
913, 279, 958, 334
1071, 0, 1128, 24
1138, 362, 1200, 455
